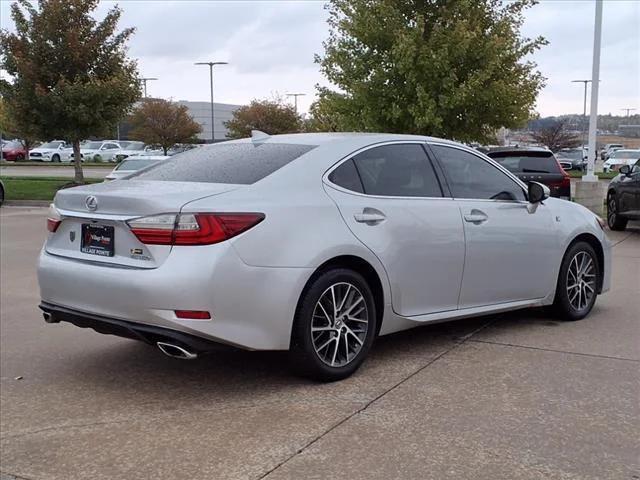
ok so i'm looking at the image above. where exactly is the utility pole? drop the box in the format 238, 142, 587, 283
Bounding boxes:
195, 62, 228, 142
571, 79, 591, 148
286, 93, 306, 115
621, 108, 636, 117
138, 77, 158, 98
584, 0, 603, 182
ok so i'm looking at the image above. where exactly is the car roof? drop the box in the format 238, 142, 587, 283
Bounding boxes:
223, 132, 462, 148
486, 146, 551, 154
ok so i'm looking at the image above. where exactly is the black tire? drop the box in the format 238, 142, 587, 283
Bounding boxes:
0, 185, 4, 207
290, 268, 377, 381
607, 192, 627, 231
15, 153, 25, 161
52, 154, 61, 163
552, 241, 600, 321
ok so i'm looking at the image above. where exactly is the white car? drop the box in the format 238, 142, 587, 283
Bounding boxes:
601, 144, 624, 161
68, 141, 122, 162
28, 140, 68, 162
603, 149, 640, 173
105, 156, 169, 180
38, 132, 611, 380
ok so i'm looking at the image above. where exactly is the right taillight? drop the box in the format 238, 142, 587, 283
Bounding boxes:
127, 213, 264, 246
46, 204, 62, 233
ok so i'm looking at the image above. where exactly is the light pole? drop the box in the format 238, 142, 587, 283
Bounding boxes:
584, 0, 603, 182
571, 79, 591, 148
195, 61, 228, 142
286, 93, 306, 115
621, 108, 636, 117
138, 77, 158, 98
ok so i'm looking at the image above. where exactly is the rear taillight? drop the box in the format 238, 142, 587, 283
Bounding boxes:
127, 213, 264, 246
175, 310, 211, 320
47, 204, 62, 233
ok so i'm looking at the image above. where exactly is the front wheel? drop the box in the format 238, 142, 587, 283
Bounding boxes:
290, 269, 377, 381
52, 154, 61, 163
552, 242, 600, 321
607, 193, 627, 231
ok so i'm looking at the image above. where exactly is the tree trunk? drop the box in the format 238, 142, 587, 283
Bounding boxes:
163, 146, 168, 155
72, 139, 84, 184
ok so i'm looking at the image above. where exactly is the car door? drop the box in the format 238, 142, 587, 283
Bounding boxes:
429, 144, 558, 309
323, 142, 465, 317
618, 160, 640, 215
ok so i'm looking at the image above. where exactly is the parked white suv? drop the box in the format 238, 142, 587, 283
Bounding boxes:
29, 140, 68, 162
68, 141, 122, 162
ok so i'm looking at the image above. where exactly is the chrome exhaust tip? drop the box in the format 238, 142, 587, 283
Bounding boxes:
156, 342, 198, 360
43, 312, 59, 324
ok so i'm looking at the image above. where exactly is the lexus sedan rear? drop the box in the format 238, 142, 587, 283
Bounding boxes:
38, 133, 611, 381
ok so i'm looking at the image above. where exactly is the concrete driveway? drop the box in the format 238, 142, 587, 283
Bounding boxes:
1, 207, 638, 480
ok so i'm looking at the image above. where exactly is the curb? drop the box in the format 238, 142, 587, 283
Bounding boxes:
3, 200, 51, 207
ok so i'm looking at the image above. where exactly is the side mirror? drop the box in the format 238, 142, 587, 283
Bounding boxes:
618, 165, 631, 176
528, 181, 550, 204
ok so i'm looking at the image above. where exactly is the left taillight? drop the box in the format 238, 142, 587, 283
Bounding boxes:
46, 204, 62, 233
127, 213, 265, 246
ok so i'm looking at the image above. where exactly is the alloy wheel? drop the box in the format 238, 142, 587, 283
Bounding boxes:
566, 251, 596, 311
311, 282, 369, 367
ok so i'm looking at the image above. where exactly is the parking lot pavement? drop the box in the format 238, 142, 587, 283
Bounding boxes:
1, 207, 638, 480
0, 165, 111, 178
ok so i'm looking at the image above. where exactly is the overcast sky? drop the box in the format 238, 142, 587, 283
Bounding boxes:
1, 0, 638, 117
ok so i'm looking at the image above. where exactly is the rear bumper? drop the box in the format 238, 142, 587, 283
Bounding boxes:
38, 246, 312, 350
40, 302, 228, 353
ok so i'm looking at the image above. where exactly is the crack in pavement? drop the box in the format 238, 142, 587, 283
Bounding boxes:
469, 338, 640, 362
257, 320, 495, 480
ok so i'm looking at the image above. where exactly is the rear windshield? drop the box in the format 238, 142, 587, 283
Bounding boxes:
132, 143, 316, 184
488, 151, 561, 174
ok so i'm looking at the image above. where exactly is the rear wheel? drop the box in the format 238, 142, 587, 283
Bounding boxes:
52, 154, 61, 163
15, 153, 24, 161
290, 269, 377, 381
607, 192, 627, 231
552, 242, 600, 321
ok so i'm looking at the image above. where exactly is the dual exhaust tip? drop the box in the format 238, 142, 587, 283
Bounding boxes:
157, 341, 198, 360
42, 312, 198, 360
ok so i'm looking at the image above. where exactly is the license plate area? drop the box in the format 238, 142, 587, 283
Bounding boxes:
81, 224, 115, 257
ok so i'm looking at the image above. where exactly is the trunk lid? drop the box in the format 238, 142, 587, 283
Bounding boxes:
47, 180, 242, 268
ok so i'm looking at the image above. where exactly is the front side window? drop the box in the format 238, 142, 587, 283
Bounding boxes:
350, 144, 442, 197
432, 145, 525, 201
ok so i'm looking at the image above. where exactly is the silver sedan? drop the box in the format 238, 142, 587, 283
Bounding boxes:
38, 133, 612, 381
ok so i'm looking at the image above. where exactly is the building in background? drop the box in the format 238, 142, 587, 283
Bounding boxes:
177, 101, 240, 142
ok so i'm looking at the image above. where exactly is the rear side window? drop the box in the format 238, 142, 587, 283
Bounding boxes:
350, 144, 442, 197
488, 151, 561, 174
133, 143, 316, 184
329, 159, 364, 193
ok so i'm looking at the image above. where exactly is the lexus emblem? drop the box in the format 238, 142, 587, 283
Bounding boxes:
85, 195, 98, 211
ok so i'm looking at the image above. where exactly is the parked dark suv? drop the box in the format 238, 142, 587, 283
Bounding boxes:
607, 159, 640, 231
486, 147, 571, 199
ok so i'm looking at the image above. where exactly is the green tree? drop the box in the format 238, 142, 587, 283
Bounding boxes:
224, 97, 301, 139
129, 99, 202, 155
315, 0, 547, 142
0, 96, 39, 157
0, 0, 140, 182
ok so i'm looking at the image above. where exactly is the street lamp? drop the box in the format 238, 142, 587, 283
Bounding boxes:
194, 61, 228, 142
286, 92, 306, 115
139, 77, 158, 98
571, 79, 591, 147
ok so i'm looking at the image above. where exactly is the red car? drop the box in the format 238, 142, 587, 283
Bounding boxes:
1, 141, 27, 161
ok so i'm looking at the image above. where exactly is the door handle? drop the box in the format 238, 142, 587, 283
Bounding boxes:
354, 209, 386, 224
464, 209, 488, 224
